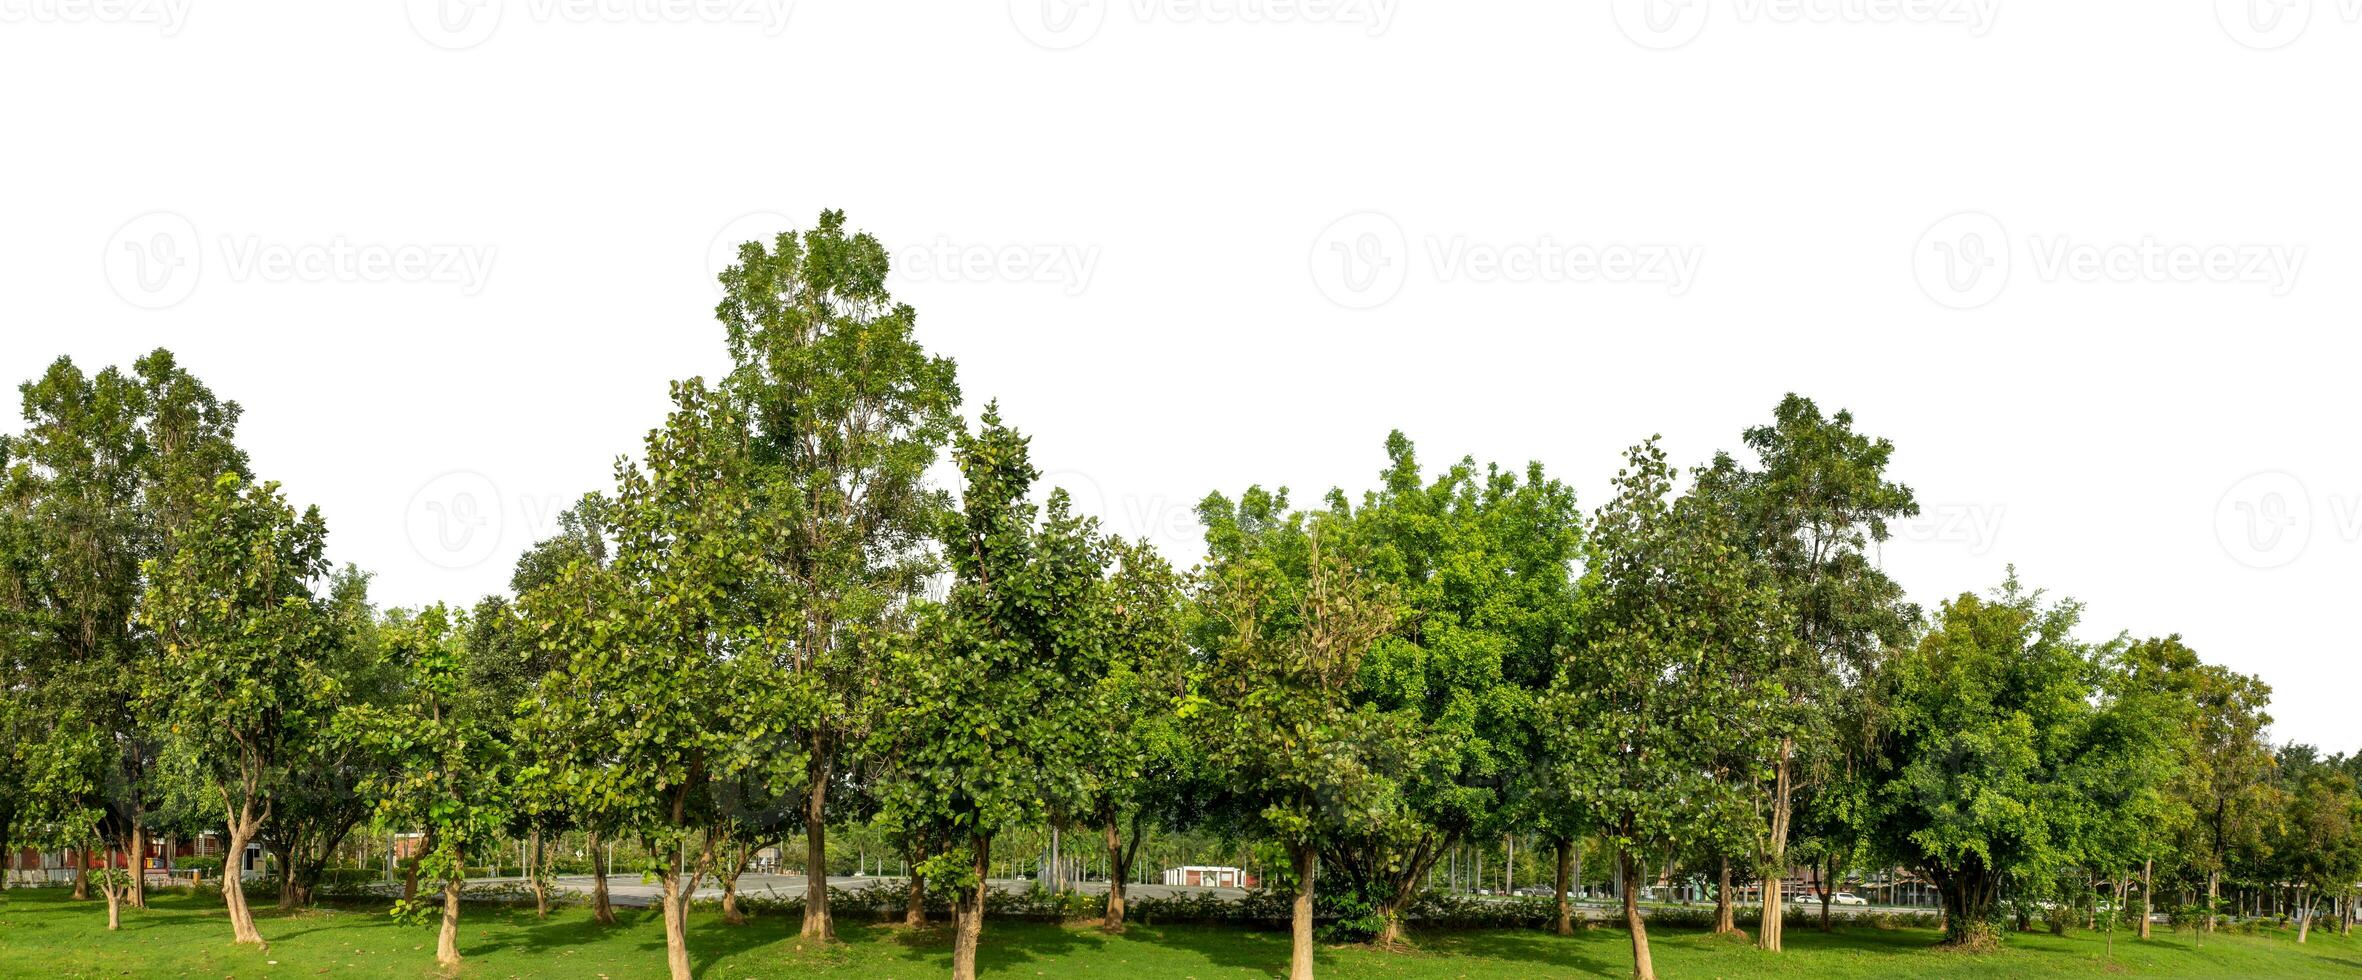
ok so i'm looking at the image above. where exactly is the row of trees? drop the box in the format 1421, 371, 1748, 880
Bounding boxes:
5, 211, 2359, 980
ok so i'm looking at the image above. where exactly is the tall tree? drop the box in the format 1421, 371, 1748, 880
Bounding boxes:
1548, 439, 1785, 980
536, 380, 776, 980
1071, 534, 1192, 934
877, 406, 1109, 980
714, 208, 962, 941
258, 567, 394, 910
137, 474, 331, 948
2269, 745, 2362, 943
1196, 489, 1403, 980
1, 351, 250, 916
1697, 394, 1917, 953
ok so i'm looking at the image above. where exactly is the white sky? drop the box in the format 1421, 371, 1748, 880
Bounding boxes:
3, 2, 2355, 750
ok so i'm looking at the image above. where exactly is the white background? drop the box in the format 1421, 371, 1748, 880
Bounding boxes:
3, 1, 2356, 749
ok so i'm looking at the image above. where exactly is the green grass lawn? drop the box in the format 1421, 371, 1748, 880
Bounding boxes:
1, 887, 2355, 979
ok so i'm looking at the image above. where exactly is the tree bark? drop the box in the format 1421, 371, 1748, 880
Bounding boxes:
1759, 738, 1792, 952
660, 857, 693, 980
273, 842, 298, 910
1933, 862, 1998, 950
1288, 842, 1317, 980
1102, 820, 1129, 933
590, 831, 616, 925
435, 871, 463, 969
905, 866, 929, 928
2138, 860, 2152, 940
1622, 849, 1656, 980
720, 843, 750, 926
1553, 838, 1574, 937
1713, 856, 1738, 935
2205, 869, 2218, 935
222, 818, 266, 947
127, 821, 148, 909
2296, 885, 2312, 944
1816, 854, 1835, 933
800, 749, 834, 942
952, 835, 991, 980
528, 831, 548, 919
72, 852, 88, 901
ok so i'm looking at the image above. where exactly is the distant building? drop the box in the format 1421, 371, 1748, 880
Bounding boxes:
1161, 865, 1257, 888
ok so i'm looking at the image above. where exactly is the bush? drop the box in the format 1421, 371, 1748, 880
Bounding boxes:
175, 855, 224, 877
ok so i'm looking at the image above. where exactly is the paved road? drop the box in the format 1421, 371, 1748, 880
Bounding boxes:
488, 874, 1251, 909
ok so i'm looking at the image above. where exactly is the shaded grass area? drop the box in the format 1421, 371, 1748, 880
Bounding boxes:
1, 887, 2355, 979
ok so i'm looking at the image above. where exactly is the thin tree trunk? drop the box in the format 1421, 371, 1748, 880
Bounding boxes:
2205, 869, 2218, 935
1553, 838, 1574, 936
1102, 820, 1128, 933
1288, 842, 1317, 980
529, 831, 548, 919
951, 835, 991, 980
1622, 849, 1655, 980
721, 843, 750, 926
2297, 886, 2312, 943
72, 852, 88, 901
1759, 738, 1792, 952
660, 856, 693, 980
800, 749, 834, 941
101, 869, 124, 930
274, 842, 298, 910
436, 871, 463, 969
128, 821, 148, 909
590, 831, 616, 925
1713, 856, 1737, 935
2138, 859, 2152, 940
1817, 854, 1835, 933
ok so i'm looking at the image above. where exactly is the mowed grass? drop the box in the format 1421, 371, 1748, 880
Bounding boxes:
1, 888, 2357, 979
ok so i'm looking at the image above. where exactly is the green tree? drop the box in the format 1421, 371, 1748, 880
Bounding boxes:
1071, 534, 1192, 933
137, 474, 332, 948
1696, 394, 1917, 952
1868, 575, 2117, 949
715, 208, 963, 941
2269, 745, 2362, 943
1196, 490, 1403, 980
876, 406, 1109, 980
339, 604, 511, 970
257, 566, 395, 910
535, 380, 777, 980
1548, 439, 1785, 980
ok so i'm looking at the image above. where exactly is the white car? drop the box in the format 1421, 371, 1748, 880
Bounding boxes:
1829, 892, 1868, 906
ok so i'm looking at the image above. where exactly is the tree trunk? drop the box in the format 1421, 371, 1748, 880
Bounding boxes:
1288, 842, 1317, 980
659, 855, 693, 980
2138, 859, 2152, 940
274, 843, 299, 910
1713, 856, 1737, 935
1934, 863, 1998, 950
1553, 838, 1574, 937
905, 867, 929, 928
952, 835, 991, 980
128, 821, 148, 909
1759, 738, 1792, 952
2296, 886, 2312, 944
222, 822, 266, 947
102, 872, 123, 930
72, 852, 88, 901
720, 844, 750, 926
800, 749, 834, 942
1622, 849, 1656, 980
1102, 820, 1129, 933
1817, 854, 1835, 933
529, 831, 549, 919
590, 831, 616, 926
436, 871, 463, 969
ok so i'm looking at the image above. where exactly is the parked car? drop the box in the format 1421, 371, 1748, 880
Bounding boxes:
1511, 885, 1554, 897
1829, 892, 1868, 906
